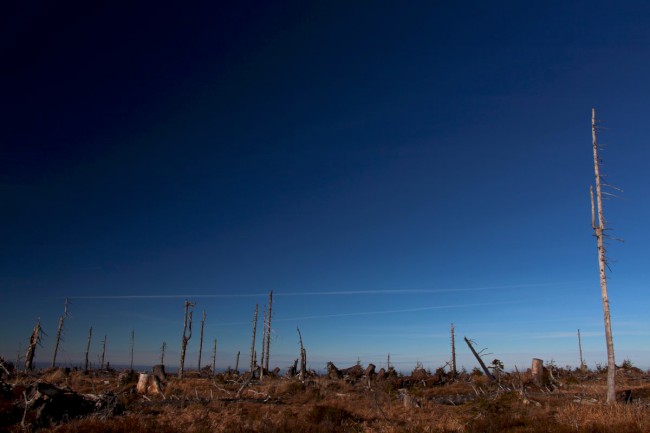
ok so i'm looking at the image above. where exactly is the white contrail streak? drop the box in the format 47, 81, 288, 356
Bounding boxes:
68, 281, 581, 300
204, 300, 522, 326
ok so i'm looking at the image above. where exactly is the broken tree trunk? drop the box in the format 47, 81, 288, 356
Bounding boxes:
51, 299, 69, 368
25, 319, 43, 371
178, 300, 195, 379
249, 304, 258, 374
578, 329, 585, 372
212, 339, 217, 376
129, 329, 135, 371
235, 351, 240, 373
264, 290, 273, 371
84, 327, 92, 373
100, 335, 107, 370
464, 337, 495, 381
450, 323, 457, 377
297, 326, 306, 380
198, 310, 206, 370
531, 358, 544, 386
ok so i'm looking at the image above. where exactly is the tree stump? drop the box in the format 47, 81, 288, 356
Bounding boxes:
531, 358, 544, 386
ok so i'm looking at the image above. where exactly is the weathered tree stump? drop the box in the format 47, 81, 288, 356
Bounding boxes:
531, 358, 544, 386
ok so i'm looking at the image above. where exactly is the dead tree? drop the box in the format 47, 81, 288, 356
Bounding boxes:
129, 329, 135, 371
260, 305, 267, 379
51, 298, 69, 368
84, 326, 92, 372
578, 329, 585, 372
450, 323, 457, 376
100, 335, 107, 369
212, 339, 217, 376
590, 108, 618, 404
178, 300, 195, 379
297, 326, 306, 380
249, 304, 258, 374
235, 351, 240, 373
198, 310, 206, 370
25, 318, 43, 371
464, 337, 495, 381
160, 342, 167, 365
264, 291, 273, 371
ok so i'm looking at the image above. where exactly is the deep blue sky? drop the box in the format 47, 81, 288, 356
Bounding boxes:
2, 1, 650, 372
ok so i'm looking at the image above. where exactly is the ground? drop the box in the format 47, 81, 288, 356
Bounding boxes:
1, 364, 650, 433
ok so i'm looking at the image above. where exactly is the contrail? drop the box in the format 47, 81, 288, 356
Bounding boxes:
68, 281, 581, 300
204, 300, 522, 326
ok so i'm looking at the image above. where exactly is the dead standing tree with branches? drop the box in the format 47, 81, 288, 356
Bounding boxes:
178, 300, 195, 379
590, 108, 621, 404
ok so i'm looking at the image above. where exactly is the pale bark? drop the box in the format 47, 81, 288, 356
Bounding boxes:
591, 108, 616, 404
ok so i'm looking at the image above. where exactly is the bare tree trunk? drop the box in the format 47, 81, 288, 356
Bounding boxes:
198, 310, 206, 370
531, 358, 544, 385
249, 304, 258, 374
25, 318, 43, 371
84, 326, 92, 372
100, 335, 107, 370
450, 323, 457, 376
129, 329, 135, 371
260, 305, 267, 380
264, 291, 273, 371
235, 351, 240, 373
578, 329, 585, 372
212, 339, 217, 376
297, 327, 306, 380
51, 299, 69, 368
464, 337, 495, 381
178, 300, 195, 379
387, 353, 390, 370
591, 108, 616, 404
160, 342, 167, 365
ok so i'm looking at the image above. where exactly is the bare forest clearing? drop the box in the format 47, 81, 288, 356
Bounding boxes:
2, 359, 650, 433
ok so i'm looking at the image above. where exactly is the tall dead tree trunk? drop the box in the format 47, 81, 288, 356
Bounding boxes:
25, 318, 43, 371
578, 329, 585, 372
100, 335, 107, 369
249, 304, 258, 374
198, 310, 206, 370
260, 305, 267, 379
297, 326, 306, 380
160, 342, 167, 365
450, 323, 457, 376
235, 351, 240, 373
84, 326, 92, 372
464, 337, 495, 381
51, 298, 69, 368
129, 329, 135, 371
264, 291, 273, 371
212, 339, 217, 376
590, 107, 617, 404
178, 300, 195, 379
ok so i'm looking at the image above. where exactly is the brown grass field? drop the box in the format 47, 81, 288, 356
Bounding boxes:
2, 364, 650, 433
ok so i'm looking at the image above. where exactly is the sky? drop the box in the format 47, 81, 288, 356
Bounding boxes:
2, 0, 650, 373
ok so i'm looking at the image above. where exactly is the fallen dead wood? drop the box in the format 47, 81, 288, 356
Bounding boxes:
19, 381, 121, 427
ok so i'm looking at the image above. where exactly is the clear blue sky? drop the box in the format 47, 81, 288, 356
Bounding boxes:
2, 1, 650, 372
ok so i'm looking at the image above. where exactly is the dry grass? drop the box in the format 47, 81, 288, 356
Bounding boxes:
4, 368, 650, 433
